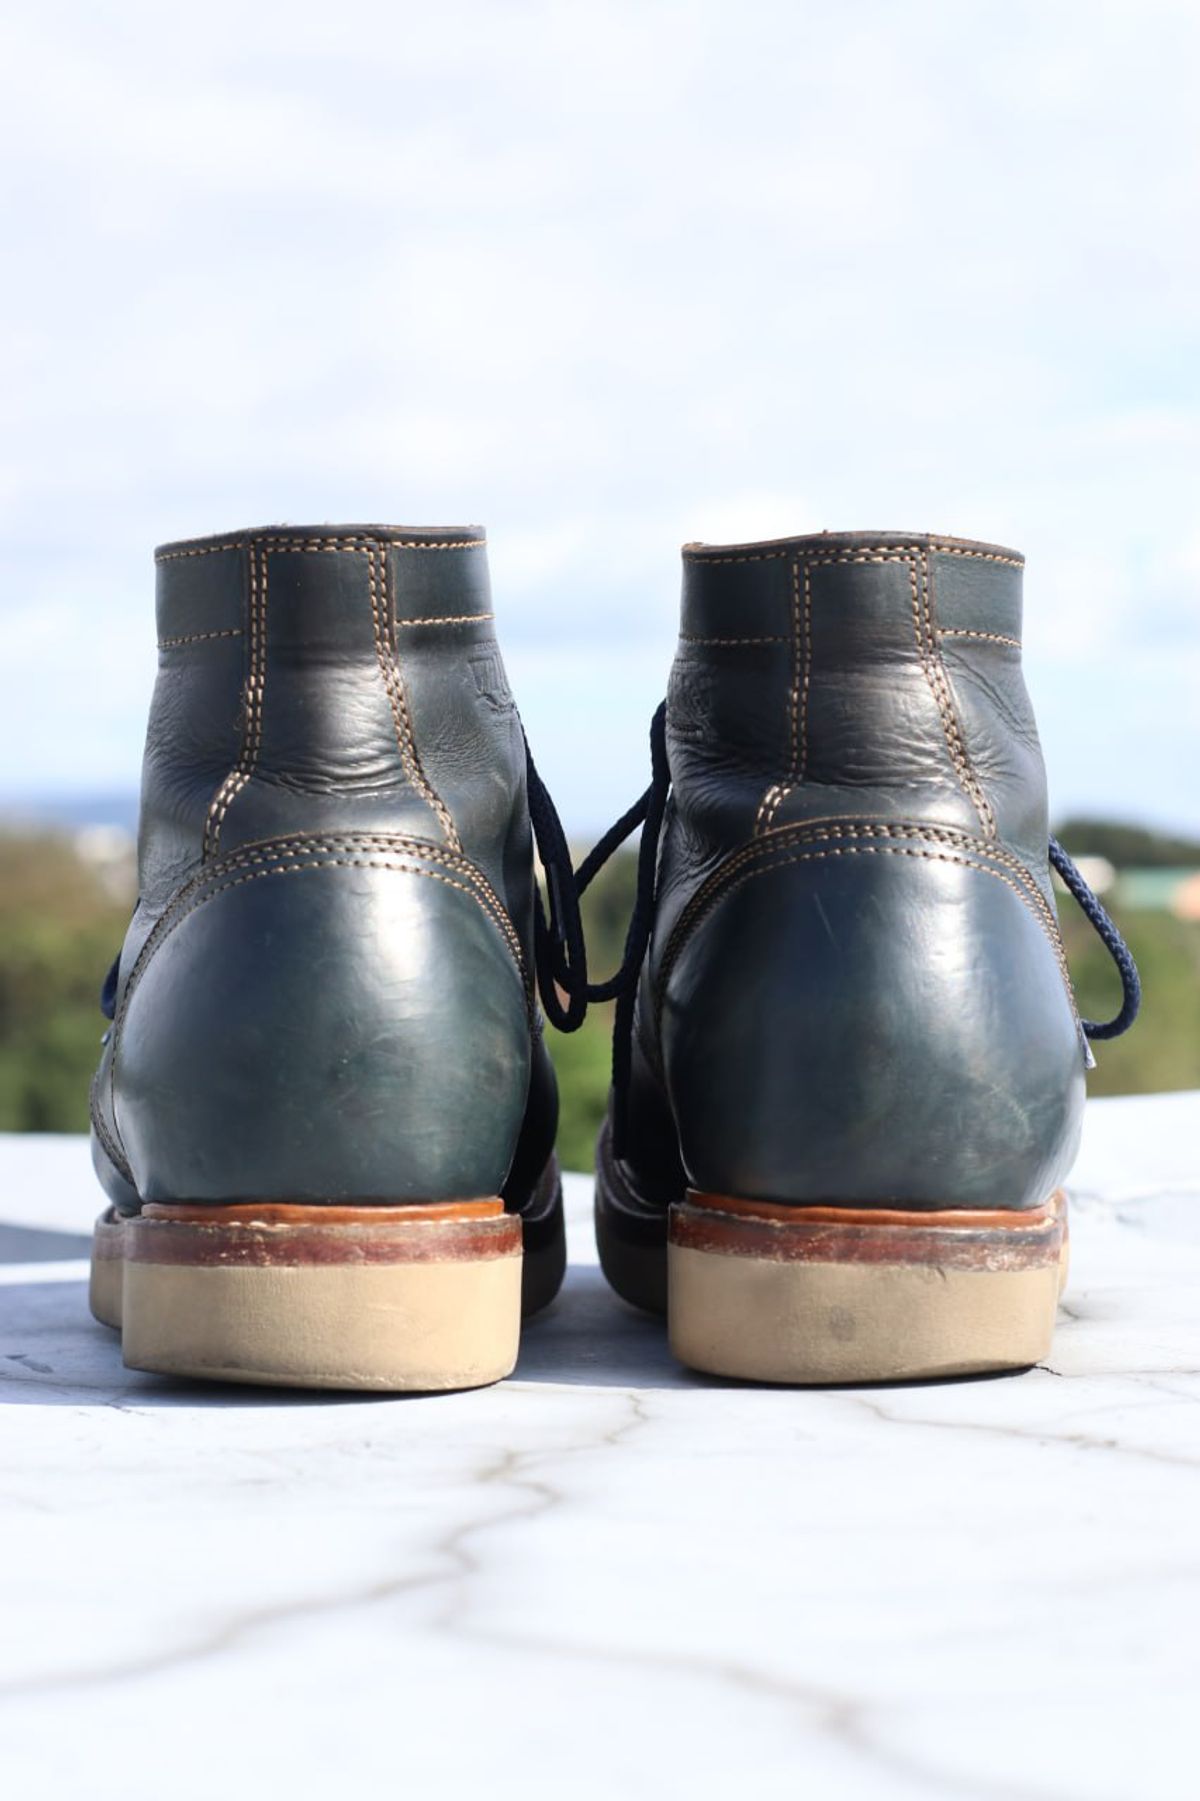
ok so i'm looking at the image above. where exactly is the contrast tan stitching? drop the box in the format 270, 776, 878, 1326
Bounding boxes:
667, 819, 1068, 989
682, 551, 791, 565
203, 835, 522, 971
113, 847, 530, 1053
396, 613, 495, 627
368, 548, 461, 849
930, 545, 1023, 567
678, 633, 787, 646
683, 542, 1023, 568
128, 835, 526, 994
939, 628, 1021, 648
754, 784, 783, 833
158, 628, 244, 647
90, 1073, 132, 1181
757, 559, 813, 834
204, 542, 267, 858
155, 544, 244, 561
156, 538, 484, 562
657, 837, 1076, 1026
910, 552, 996, 838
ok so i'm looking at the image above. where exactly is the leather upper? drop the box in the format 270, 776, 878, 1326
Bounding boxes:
93, 524, 552, 1209
623, 530, 1086, 1212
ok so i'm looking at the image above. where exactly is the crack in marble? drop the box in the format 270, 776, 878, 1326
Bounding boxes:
847, 1394, 1200, 1471
0, 1390, 654, 1704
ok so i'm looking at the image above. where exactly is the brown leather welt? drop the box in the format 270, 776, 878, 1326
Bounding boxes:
142, 1199, 505, 1224
122, 1211, 522, 1268
91, 1212, 126, 1259
671, 1196, 1066, 1271
685, 1189, 1065, 1230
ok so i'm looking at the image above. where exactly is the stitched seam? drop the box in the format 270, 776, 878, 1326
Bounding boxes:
203, 834, 522, 968
193, 836, 523, 976
757, 560, 812, 834
114, 855, 530, 1061
910, 551, 996, 838
683, 543, 1023, 568
682, 551, 790, 565
678, 633, 788, 646
656, 841, 1077, 1028
939, 628, 1022, 648
930, 545, 1023, 567
90, 1073, 132, 1182
127, 862, 526, 1010
203, 542, 266, 858
158, 628, 244, 648
754, 784, 783, 833
368, 547, 461, 850
667, 820, 1068, 988
396, 613, 495, 626
156, 538, 485, 562
209, 831, 493, 869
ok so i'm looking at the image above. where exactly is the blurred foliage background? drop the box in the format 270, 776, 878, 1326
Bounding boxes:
0, 819, 1197, 1171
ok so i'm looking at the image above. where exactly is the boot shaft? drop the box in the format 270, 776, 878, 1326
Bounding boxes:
640, 529, 1085, 1214
667, 530, 1049, 891
140, 524, 532, 943
96, 524, 547, 1213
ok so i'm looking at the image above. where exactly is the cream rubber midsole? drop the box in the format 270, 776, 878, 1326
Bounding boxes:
90, 1203, 522, 1392
667, 1191, 1068, 1384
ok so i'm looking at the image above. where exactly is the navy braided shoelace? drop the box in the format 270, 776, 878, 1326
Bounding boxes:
102, 714, 1141, 1146
539, 708, 1141, 1153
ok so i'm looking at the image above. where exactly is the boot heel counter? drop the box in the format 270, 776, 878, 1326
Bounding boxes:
659, 841, 1085, 1210
111, 845, 531, 1203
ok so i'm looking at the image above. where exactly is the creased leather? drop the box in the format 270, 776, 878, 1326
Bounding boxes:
613, 529, 1085, 1215
93, 523, 553, 1212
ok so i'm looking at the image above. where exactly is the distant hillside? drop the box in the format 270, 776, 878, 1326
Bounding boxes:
0, 792, 139, 835
1054, 818, 1200, 870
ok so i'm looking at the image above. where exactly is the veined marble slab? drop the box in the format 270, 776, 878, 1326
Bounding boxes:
1, 1093, 1198, 1801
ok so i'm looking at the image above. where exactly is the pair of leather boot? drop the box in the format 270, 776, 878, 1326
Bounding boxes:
89, 524, 1138, 1389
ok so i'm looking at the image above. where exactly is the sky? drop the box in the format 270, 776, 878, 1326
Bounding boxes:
1, 0, 1198, 835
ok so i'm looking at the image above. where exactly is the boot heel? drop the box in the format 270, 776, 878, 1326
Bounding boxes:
667, 1191, 1068, 1384
92, 1201, 522, 1391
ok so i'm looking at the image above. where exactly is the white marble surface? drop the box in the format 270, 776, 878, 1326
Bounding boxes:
2, 1094, 1199, 1801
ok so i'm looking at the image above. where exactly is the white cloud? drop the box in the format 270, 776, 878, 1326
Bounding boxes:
0, 0, 1197, 828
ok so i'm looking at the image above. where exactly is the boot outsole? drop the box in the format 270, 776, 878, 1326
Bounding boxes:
666, 1190, 1069, 1384
91, 1192, 561, 1392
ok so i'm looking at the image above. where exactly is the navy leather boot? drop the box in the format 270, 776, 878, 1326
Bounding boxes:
90, 524, 566, 1391
589, 530, 1140, 1383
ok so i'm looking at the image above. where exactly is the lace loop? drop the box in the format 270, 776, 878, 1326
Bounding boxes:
525, 733, 590, 1033
1049, 836, 1141, 1039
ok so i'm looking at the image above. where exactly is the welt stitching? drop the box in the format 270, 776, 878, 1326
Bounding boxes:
368, 547, 461, 850
156, 538, 485, 562
114, 857, 531, 1051
158, 628, 244, 648
656, 842, 1077, 1027
668, 820, 1068, 983
939, 628, 1021, 648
